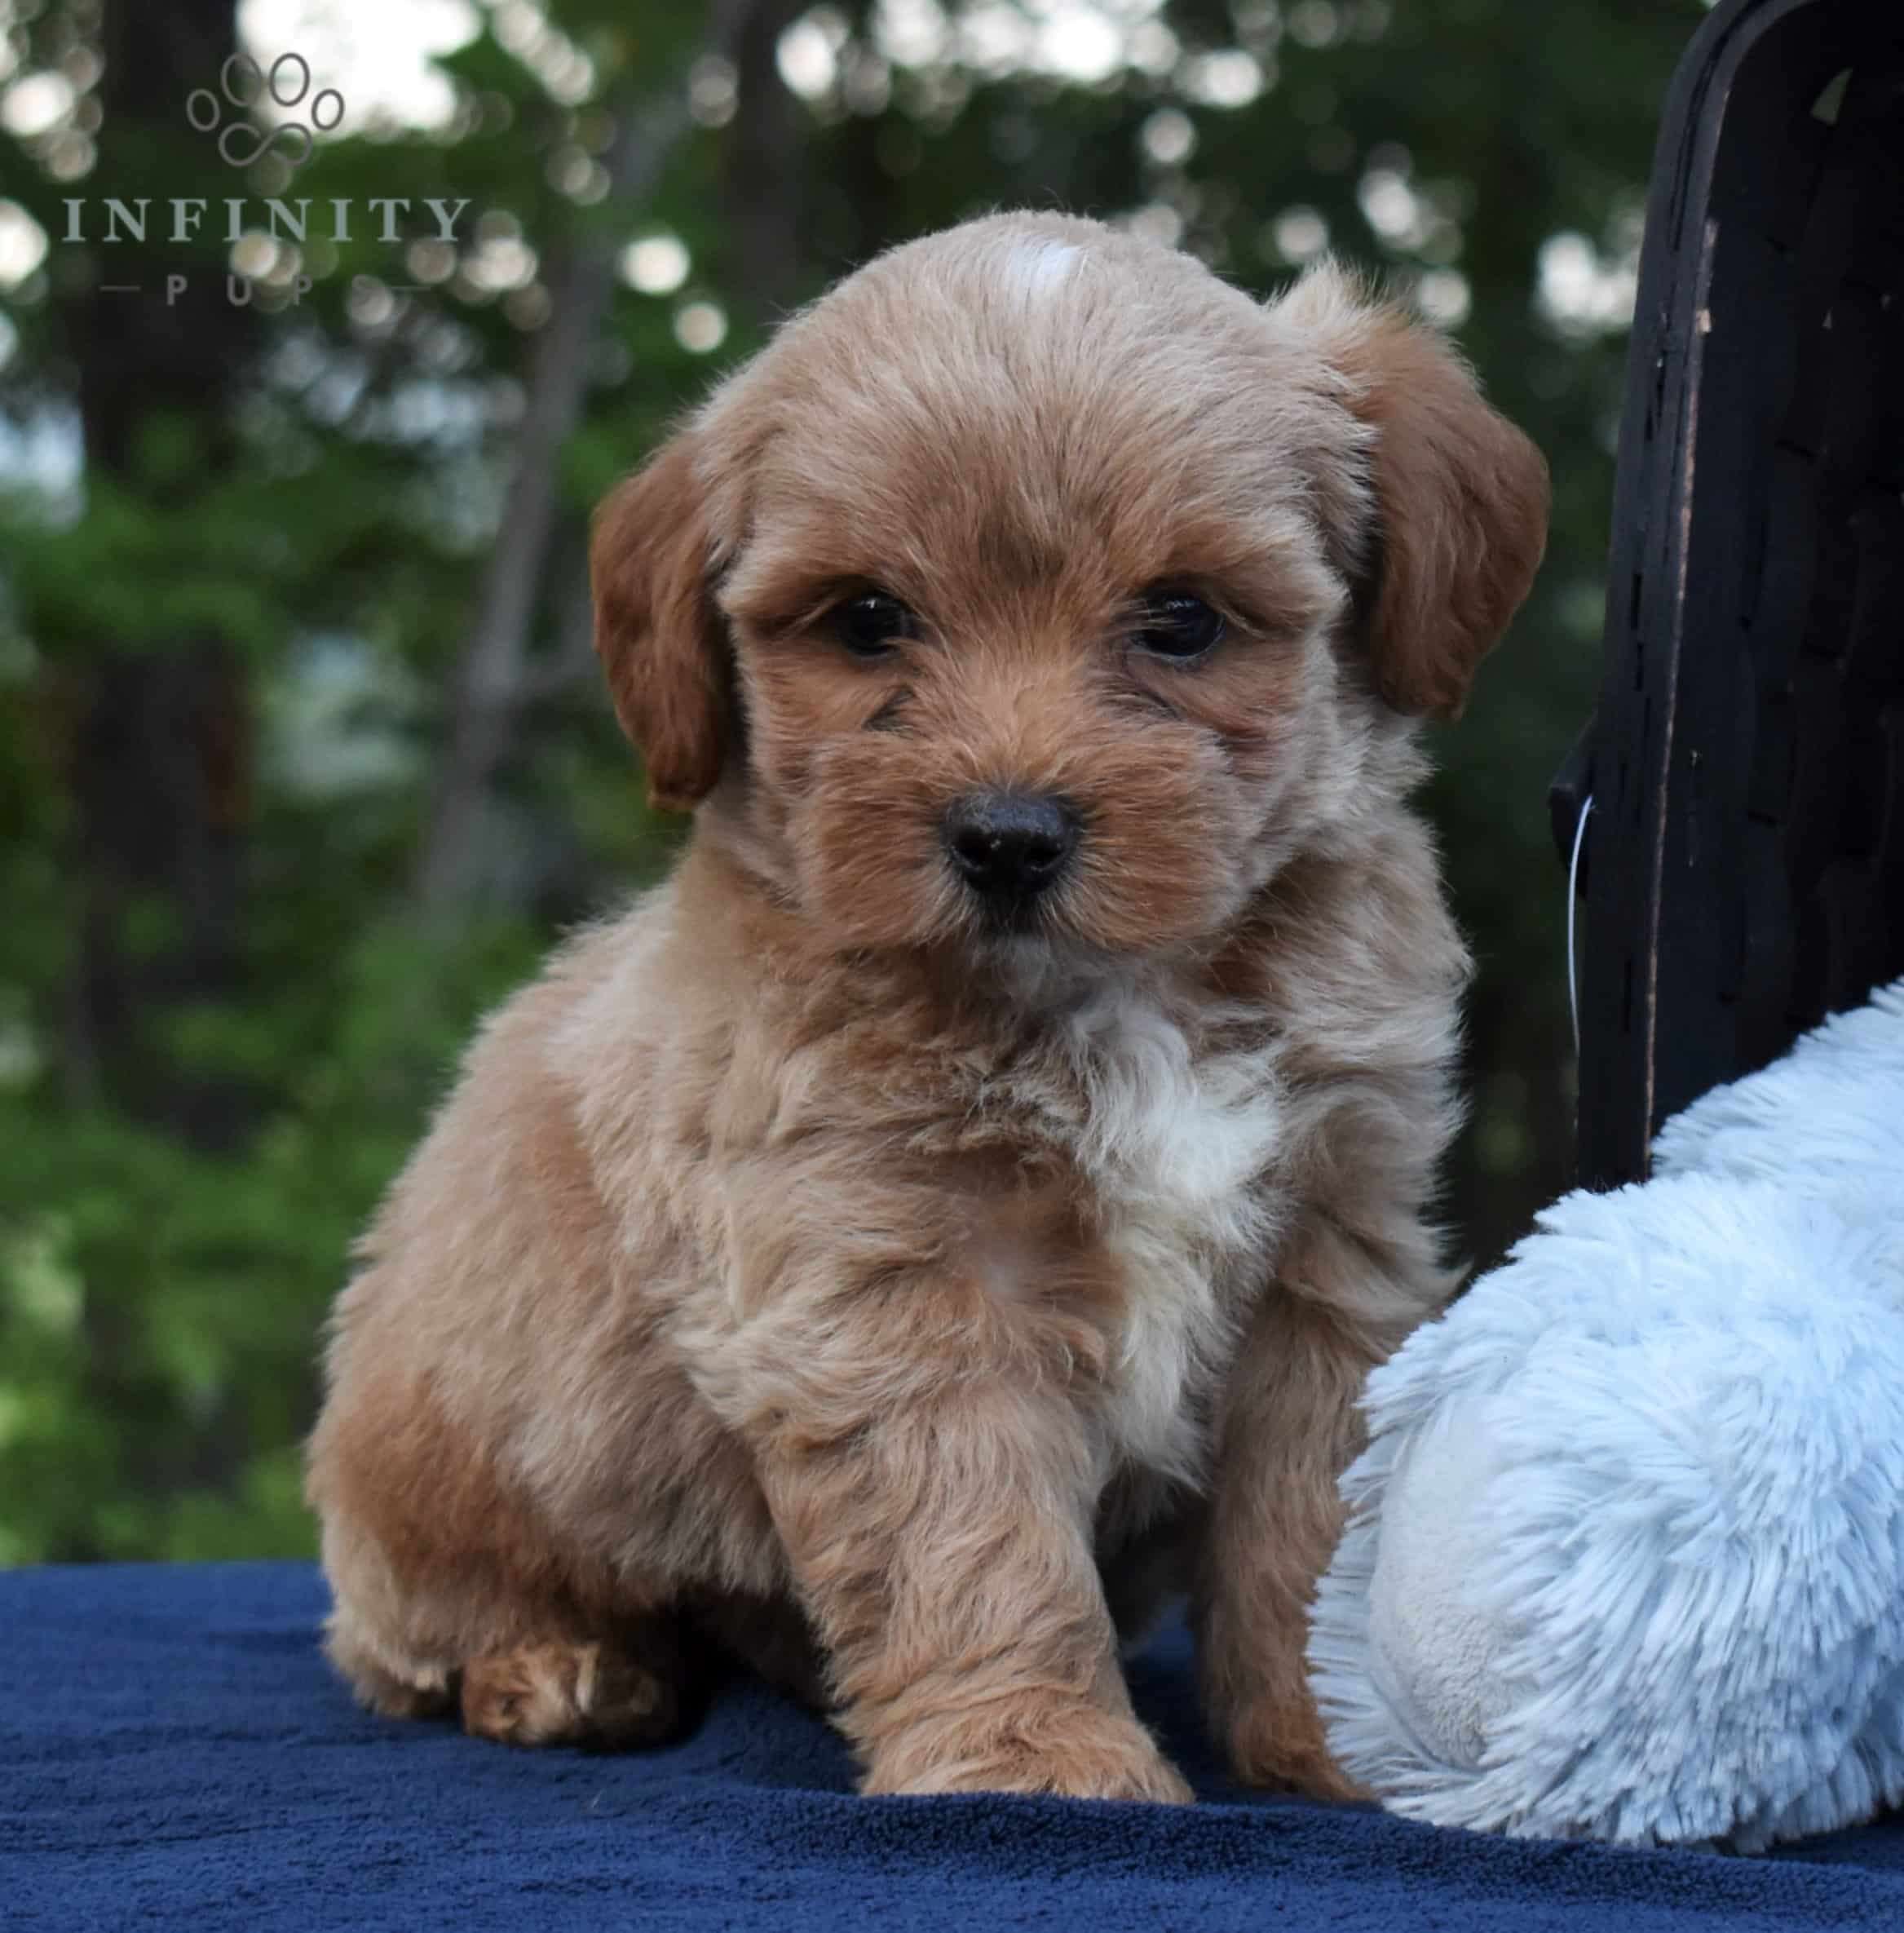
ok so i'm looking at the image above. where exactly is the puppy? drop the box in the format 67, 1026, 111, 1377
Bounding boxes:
306, 211, 1547, 1802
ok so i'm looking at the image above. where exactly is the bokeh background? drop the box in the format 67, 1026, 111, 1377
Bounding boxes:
0, 0, 1709, 1562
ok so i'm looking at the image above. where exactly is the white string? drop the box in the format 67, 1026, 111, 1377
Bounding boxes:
1567, 793, 1595, 1061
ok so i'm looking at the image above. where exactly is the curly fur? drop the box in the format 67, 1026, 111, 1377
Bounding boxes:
307, 211, 1548, 1801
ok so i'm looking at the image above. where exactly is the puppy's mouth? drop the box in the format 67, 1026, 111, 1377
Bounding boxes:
939, 848, 1119, 996
966, 884, 1060, 938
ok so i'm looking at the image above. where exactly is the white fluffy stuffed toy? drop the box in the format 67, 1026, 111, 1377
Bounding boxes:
1307, 976, 1904, 1851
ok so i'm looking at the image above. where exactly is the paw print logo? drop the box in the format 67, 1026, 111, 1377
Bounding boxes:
187, 52, 343, 172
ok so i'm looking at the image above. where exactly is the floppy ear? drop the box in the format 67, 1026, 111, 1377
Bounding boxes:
590, 430, 732, 811
1277, 266, 1549, 721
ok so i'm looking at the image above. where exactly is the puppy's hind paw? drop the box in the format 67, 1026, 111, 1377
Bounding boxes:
460, 1639, 688, 1750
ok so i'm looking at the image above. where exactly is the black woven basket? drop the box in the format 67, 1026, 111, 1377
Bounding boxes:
1553, 0, 1904, 1189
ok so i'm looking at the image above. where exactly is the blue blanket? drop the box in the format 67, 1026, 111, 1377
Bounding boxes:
7, 1564, 1904, 1930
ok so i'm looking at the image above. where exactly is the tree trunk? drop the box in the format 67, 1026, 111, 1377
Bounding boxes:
56, 0, 262, 1551
413, 0, 801, 916
66, 0, 259, 1138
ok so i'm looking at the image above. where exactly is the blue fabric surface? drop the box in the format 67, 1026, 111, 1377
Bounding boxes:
7, 1564, 1904, 1931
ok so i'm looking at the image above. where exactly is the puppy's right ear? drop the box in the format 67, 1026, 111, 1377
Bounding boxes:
590, 431, 731, 812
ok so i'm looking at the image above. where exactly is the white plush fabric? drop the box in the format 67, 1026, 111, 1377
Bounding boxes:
1307, 977, 1904, 1850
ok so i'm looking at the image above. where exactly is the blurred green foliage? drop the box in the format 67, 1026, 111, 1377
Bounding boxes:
0, 0, 1707, 1561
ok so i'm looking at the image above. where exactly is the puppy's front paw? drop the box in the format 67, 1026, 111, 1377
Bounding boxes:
865, 1702, 1193, 1803
1222, 1695, 1367, 1801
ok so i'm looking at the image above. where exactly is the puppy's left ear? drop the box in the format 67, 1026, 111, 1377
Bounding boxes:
591, 429, 733, 811
1277, 266, 1549, 721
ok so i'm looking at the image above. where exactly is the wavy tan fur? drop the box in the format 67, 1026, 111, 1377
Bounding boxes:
307, 212, 1548, 1801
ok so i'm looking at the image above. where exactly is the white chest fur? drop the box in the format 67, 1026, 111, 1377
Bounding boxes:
1057, 993, 1284, 1486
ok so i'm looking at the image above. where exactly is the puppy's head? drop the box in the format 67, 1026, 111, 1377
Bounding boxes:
594, 214, 1546, 963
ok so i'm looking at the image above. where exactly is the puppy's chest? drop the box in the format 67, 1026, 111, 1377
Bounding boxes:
1029, 1005, 1288, 1482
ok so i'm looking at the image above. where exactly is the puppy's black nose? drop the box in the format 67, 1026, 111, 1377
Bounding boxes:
943, 792, 1080, 905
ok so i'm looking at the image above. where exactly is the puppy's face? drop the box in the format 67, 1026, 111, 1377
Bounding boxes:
594, 216, 1547, 967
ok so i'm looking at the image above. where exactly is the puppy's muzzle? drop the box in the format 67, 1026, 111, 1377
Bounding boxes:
942, 791, 1080, 917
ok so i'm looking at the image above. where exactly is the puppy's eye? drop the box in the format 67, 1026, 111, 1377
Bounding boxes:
1133, 590, 1225, 662
831, 591, 917, 660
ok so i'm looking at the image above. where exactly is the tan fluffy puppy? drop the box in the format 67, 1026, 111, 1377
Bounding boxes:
307, 210, 1548, 1803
